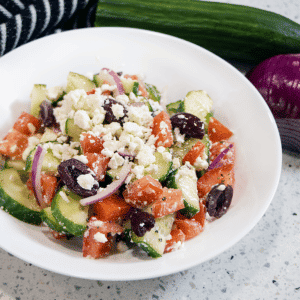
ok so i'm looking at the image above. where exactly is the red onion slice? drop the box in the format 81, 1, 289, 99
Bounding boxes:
208, 143, 233, 171
80, 161, 132, 206
118, 151, 136, 160
99, 68, 125, 97
31, 145, 46, 208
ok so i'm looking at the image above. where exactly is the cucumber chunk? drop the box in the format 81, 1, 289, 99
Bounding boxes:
51, 187, 88, 236
25, 146, 61, 173
145, 83, 161, 102
66, 72, 96, 93
166, 100, 184, 116
166, 165, 200, 218
65, 118, 84, 141
5, 160, 26, 171
145, 149, 172, 182
131, 213, 175, 258
41, 207, 72, 236
120, 77, 135, 94
183, 90, 213, 123
0, 169, 42, 225
30, 84, 47, 118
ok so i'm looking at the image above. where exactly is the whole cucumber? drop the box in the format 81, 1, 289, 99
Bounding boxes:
95, 0, 300, 64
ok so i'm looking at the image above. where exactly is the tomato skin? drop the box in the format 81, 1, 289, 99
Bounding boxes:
93, 194, 131, 222
123, 175, 163, 209
0, 129, 28, 160
164, 227, 185, 253
80, 132, 105, 154
85, 152, 110, 181
152, 111, 173, 148
151, 187, 184, 218
208, 117, 233, 143
210, 141, 235, 169
13, 112, 42, 136
182, 141, 206, 166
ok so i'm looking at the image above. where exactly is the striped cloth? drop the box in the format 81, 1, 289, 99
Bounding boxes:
0, 0, 98, 57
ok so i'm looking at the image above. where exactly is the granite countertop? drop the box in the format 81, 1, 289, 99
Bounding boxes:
0, 1, 299, 299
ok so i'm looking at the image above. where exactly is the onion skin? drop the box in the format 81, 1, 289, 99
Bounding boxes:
246, 54, 300, 152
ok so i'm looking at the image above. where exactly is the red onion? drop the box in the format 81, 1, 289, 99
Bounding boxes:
31, 145, 46, 208
80, 161, 132, 206
118, 151, 136, 160
246, 54, 300, 152
98, 68, 125, 97
208, 143, 233, 171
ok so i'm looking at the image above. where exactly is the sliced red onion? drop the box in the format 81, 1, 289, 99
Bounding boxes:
80, 161, 132, 206
99, 68, 125, 97
31, 145, 46, 208
276, 118, 300, 152
118, 151, 136, 160
208, 143, 233, 171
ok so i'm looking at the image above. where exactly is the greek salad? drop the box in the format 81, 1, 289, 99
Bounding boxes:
0, 68, 235, 259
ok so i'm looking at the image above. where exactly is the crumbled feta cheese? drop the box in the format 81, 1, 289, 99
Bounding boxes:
115, 94, 130, 105
73, 155, 88, 164
94, 232, 108, 243
111, 103, 125, 120
194, 153, 209, 170
172, 157, 181, 170
74, 110, 91, 130
174, 127, 185, 144
136, 145, 156, 166
108, 153, 125, 169
27, 123, 36, 134
59, 191, 70, 203
77, 174, 96, 190
132, 164, 145, 179
127, 105, 153, 127
217, 184, 226, 191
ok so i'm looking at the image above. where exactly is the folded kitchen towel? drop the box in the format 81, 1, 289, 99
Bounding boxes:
0, 0, 98, 57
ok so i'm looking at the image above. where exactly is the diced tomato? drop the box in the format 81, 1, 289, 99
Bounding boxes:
182, 141, 206, 166
82, 216, 123, 259
152, 111, 173, 148
124, 74, 148, 97
0, 129, 28, 160
27, 173, 58, 207
210, 141, 235, 169
51, 230, 69, 240
87, 88, 96, 95
80, 132, 104, 154
208, 117, 233, 143
174, 203, 206, 241
123, 175, 163, 209
12, 112, 42, 136
197, 165, 235, 199
151, 187, 184, 218
85, 152, 110, 181
93, 194, 131, 222
164, 227, 185, 253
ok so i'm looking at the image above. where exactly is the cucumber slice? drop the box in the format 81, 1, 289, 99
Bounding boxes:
131, 213, 175, 258
51, 187, 88, 236
41, 207, 72, 236
166, 165, 200, 218
171, 138, 200, 164
146, 149, 172, 182
93, 74, 103, 87
120, 77, 135, 94
25, 146, 61, 173
183, 90, 213, 123
0, 169, 42, 225
5, 160, 26, 171
106, 166, 122, 181
65, 118, 84, 141
145, 83, 161, 102
30, 84, 47, 117
66, 72, 96, 93
166, 100, 184, 116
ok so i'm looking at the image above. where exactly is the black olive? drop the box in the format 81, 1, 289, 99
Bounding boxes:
170, 112, 205, 139
40, 100, 55, 127
206, 184, 233, 218
103, 98, 127, 124
58, 158, 99, 197
125, 207, 155, 237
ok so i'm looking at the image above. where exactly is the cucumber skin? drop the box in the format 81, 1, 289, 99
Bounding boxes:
95, 0, 300, 64
0, 186, 42, 225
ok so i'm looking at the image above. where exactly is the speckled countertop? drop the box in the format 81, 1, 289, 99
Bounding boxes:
0, 1, 300, 299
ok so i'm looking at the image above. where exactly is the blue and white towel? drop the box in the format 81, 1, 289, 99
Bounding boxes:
0, 0, 98, 56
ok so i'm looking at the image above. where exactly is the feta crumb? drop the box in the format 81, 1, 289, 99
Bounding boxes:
172, 157, 181, 170
174, 127, 185, 144
59, 191, 70, 203
108, 152, 125, 169
111, 104, 125, 120
77, 174, 96, 190
27, 123, 36, 134
131, 164, 145, 179
73, 155, 88, 164
217, 184, 226, 191
94, 232, 108, 243
74, 110, 91, 130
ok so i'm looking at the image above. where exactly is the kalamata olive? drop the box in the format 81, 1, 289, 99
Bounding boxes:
125, 207, 155, 237
40, 100, 55, 127
58, 158, 99, 197
206, 184, 233, 218
103, 98, 127, 124
170, 112, 205, 139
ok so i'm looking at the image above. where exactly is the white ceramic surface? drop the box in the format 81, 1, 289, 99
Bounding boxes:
0, 27, 281, 281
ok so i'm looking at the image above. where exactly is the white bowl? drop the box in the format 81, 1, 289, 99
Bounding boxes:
0, 27, 281, 280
